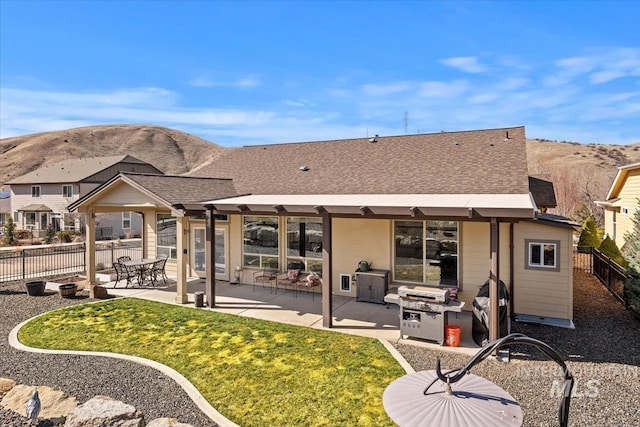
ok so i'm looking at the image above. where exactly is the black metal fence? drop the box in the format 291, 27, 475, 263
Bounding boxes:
0, 240, 142, 283
592, 247, 630, 307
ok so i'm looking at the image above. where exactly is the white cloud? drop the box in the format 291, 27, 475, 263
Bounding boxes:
440, 56, 488, 73
360, 82, 411, 96
418, 80, 468, 98
188, 76, 262, 88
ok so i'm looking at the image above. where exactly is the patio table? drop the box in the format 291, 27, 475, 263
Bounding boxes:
123, 259, 158, 286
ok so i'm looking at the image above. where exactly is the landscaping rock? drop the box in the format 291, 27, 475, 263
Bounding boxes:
92, 285, 109, 298
64, 395, 144, 427
0, 384, 78, 419
0, 378, 16, 399
146, 418, 194, 427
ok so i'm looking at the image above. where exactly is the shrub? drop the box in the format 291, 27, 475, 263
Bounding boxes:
577, 216, 601, 252
57, 230, 74, 243
598, 235, 627, 267
96, 262, 106, 271
44, 224, 56, 244
3, 217, 16, 245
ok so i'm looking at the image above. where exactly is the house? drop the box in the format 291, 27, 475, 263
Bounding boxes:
70, 126, 578, 338
596, 162, 640, 250
0, 189, 10, 227
5, 155, 163, 238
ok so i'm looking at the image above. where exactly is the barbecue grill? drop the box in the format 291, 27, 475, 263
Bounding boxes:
385, 285, 465, 344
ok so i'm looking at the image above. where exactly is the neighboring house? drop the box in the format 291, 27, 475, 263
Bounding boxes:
5, 155, 163, 238
596, 162, 640, 250
0, 189, 10, 227
71, 126, 578, 334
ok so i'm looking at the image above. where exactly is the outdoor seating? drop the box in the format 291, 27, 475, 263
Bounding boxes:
150, 256, 168, 285
276, 262, 304, 296
253, 268, 278, 293
113, 262, 136, 288
297, 272, 321, 300
117, 255, 132, 263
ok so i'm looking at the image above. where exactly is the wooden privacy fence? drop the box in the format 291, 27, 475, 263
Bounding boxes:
0, 240, 142, 283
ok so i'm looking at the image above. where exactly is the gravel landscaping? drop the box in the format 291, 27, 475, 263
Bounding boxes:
1, 271, 639, 426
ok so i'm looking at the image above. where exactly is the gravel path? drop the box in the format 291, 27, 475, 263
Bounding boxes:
395, 270, 640, 426
2, 271, 639, 426
0, 282, 217, 426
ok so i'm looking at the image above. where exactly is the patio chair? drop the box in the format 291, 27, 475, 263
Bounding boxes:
113, 262, 136, 288
117, 255, 132, 263
150, 255, 168, 285
253, 268, 278, 293
277, 262, 304, 297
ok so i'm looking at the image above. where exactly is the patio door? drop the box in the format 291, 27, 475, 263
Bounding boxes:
193, 227, 228, 279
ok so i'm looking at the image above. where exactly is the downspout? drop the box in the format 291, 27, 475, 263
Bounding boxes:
509, 223, 515, 319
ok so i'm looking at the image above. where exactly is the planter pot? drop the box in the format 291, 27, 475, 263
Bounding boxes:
59, 283, 78, 298
25, 281, 46, 296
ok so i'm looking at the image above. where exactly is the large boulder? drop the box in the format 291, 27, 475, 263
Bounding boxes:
0, 378, 16, 399
64, 395, 144, 426
0, 383, 78, 419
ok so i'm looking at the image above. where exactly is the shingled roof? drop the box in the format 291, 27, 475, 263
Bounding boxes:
122, 173, 239, 205
68, 172, 239, 213
189, 126, 530, 195
6, 155, 160, 184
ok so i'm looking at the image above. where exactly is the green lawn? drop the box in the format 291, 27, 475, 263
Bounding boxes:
19, 298, 405, 426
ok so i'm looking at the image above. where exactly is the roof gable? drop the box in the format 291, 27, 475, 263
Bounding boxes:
605, 162, 640, 200
5, 155, 159, 184
68, 172, 239, 212
189, 126, 530, 195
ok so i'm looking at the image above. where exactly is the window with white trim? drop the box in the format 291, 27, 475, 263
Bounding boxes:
31, 186, 41, 198
243, 215, 279, 268
526, 239, 560, 271
621, 207, 629, 215
286, 216, 322, 273
122, 211, 131, 229
156, 213, 177, 259
62, 185, 73, 197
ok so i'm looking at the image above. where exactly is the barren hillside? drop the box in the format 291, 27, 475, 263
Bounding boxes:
0, 124, 227, 184
2, 126, 639, 222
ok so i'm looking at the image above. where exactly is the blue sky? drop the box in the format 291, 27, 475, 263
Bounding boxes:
1, 1, 639, 146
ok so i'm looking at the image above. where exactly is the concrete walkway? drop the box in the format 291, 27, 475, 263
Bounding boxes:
88, 277, 480, 356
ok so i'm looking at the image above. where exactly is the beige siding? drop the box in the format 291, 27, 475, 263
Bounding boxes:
513, 221, 573, 320
332, 218, 391, 296
457, 222, 512, 308
614, 169, 640, 249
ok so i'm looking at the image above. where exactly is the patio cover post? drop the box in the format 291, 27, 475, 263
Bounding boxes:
489, 217, 500, 342
85, 210, 97, 298
205, 209, 216, 307
175, 215, 188, 304
321, 212, 333, 328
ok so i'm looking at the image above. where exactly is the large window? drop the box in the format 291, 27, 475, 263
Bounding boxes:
394, 220, 459, 287
62, 185, 73, 197
526, 239, 559, 271
243, 216, 279, 268
157, 213, 177, 259
31, 186, 41, 198
286, 217, 322, 273
25, 212, 36, 226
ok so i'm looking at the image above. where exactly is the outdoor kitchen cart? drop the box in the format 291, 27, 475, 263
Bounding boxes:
385, 285, 465, 345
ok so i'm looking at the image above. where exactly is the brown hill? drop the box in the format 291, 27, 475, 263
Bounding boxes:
0, 124, 226, 184
2, 125, 639, 221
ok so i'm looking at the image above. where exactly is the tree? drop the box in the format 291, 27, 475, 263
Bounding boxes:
623, 199, 640, 314
3, 217, 16, 245
577, 216, 602, 251
598, 235, 627, 267
44, 224, 56, 244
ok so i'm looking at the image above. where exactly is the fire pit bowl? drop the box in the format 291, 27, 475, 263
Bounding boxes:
25, 281, 46, 296
59, 283, 78, 298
